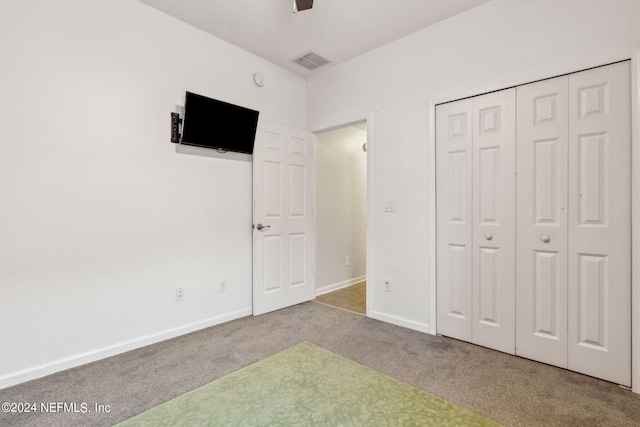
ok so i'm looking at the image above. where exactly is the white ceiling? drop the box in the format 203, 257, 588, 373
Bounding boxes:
137, 0, 491, 77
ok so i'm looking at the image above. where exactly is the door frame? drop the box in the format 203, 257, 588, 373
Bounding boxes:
427, 47, 640, 393
311, 112, 375, 316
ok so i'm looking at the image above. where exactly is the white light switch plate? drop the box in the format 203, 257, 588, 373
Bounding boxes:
383, 198, 396, 212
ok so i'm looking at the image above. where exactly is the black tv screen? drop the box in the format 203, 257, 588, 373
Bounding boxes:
180, 91, 259, 154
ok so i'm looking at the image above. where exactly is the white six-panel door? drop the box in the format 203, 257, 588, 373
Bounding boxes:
567, 61, 631, 386
516, 75, 570, 367
437, 61, 631, 385
253, 121, 315, 316
436, 99, 474, 342
472, 89, 516, 354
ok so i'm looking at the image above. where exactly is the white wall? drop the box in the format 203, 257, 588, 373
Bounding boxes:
315, 126, 367, 293
4, 0, 640, 391
306, 0, 640, 332
0, 0, 305, 388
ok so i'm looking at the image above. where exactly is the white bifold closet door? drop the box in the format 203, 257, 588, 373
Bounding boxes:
436, 99, 473, 343
472, 90, 516, 354
436, 89, 516, 354
516, 61, 631, 386
567, 62, 631, 385
515, 75, 570, 368
437, 61, 631, 386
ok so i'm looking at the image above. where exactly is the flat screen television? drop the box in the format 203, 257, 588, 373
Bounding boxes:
179, 91, 259, 154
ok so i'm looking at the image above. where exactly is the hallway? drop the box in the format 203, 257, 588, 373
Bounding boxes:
315, 281, 366, 315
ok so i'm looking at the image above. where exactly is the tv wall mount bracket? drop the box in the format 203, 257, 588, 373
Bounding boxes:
171, 112, 182, 143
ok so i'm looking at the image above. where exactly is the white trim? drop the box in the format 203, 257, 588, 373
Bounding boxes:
427, 100, 438, 335
312, 119, 367, 135
368, 310, 431, 334
427, 46, 640, 393
316, 276, 366, 296
311, 112, 372, 135
630, 48, 640, 395
0, 308, 252, 390
365, 113, 375, 318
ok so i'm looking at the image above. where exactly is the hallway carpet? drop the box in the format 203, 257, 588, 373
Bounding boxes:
315, 281, 366, 314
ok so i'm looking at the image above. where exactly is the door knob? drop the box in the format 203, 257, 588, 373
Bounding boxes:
540, 235, 550, 243
485, 234, 493, 241
256, 224, 270, 231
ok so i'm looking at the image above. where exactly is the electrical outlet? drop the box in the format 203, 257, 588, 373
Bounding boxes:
219, 280, 227, 292
175, 287, 184, 302
345, 256, 350, 266
384, 280, 391, 292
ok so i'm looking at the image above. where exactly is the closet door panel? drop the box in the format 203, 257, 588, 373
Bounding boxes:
568, 61, 631, 386
515, 76, 569, 367
472, 88, 516, 354
436, 99, 474, 342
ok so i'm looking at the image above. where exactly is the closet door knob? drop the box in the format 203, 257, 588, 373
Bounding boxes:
485, 233, 493, 241
540, 235, 550, 243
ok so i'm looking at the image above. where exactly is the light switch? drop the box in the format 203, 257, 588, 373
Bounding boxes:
383, 198, 396, 212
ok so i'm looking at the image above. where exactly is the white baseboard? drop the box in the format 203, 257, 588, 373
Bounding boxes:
0, 307, 252, 390
315, 275, 366, 296
367, 310, 434, 335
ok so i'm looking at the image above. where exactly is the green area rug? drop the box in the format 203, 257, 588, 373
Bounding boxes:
116, 342, 499, 426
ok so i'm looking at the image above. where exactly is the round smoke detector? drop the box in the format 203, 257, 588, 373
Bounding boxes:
253, 73, 265, 87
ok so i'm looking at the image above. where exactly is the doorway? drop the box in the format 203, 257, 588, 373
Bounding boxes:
314, 122, 367, 315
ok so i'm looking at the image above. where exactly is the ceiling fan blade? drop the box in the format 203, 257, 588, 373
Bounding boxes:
294, 0, 314, 12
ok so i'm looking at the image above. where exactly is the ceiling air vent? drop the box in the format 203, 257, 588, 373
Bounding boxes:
292, 51, 330, 71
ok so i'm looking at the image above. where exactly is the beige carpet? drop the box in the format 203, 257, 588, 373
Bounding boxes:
116, 342, 499, 426
1, 302, 640, 426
